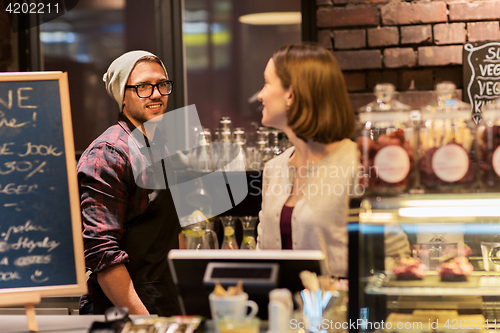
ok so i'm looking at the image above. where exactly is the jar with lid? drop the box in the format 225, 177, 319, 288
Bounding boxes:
477, 98, 500, 191
417, 81, 476, 192
356, 83, 416, 196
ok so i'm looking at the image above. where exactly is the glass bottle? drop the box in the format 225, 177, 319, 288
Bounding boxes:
217, 117, 234, 171
279, 131, 292, 152
269, 129, 282, 158
220, 216, 239, 250
239, 216, 258, 250
219, 116, 233, 135
256, 127, 272, 168
232, 127, 248, 171
213, 129, 220, 142
195, 127, 214, 172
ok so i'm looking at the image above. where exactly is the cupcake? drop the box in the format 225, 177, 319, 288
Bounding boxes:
393, 257, 427, 281
438, 257, 473, 282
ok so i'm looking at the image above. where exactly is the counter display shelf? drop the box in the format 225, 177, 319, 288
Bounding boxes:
366, 271, 500, 296
353, 193, 500, 333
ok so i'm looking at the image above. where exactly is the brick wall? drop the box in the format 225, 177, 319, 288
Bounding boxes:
316, 0, 500, 111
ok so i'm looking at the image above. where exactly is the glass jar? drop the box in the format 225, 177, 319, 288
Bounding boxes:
417, 82, 476, 192
181, 220, 219, 250
477, 98, 500, 191
356, 83, 416, 196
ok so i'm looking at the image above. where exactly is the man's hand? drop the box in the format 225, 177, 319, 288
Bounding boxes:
97, 264, 149, 315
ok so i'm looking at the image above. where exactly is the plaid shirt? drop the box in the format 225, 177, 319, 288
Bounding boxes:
77, 114, 179, 309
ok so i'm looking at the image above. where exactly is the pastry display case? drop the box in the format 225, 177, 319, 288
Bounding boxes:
353, 193, 500, 332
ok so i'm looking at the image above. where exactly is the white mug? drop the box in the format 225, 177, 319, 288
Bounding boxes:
481, 242, 500, 271
209, 292, 258, 333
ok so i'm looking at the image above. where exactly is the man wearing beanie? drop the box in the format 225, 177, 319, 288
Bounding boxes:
77, 51, 181, 316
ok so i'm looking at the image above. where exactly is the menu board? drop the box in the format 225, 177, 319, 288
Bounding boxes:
464, 41, 500, 122
0, 72, 86, 301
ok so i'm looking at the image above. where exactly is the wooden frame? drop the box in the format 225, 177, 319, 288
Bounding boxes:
0, 71, 86, 304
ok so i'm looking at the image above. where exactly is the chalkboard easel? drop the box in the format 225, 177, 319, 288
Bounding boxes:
0, 72, 87, 331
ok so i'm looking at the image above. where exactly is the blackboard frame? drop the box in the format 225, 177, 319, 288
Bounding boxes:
0, 72, 86, 303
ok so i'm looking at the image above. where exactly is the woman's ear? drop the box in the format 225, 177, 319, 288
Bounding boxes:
286, 88, 294, 107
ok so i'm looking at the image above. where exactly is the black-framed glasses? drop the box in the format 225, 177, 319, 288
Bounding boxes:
125, 80, 174, 98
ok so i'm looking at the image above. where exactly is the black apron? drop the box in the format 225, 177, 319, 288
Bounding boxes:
92, 136, 181, 316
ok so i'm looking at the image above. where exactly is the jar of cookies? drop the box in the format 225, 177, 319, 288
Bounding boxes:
356, 83, 416, 196
477, 98, 500, 191
417, 82, 476, 192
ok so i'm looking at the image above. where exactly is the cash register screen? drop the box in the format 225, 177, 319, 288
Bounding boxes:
211, 267, 272, 278
168, 249, 326, 319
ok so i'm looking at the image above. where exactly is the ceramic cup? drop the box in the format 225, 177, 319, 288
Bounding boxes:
481, 242, 500, 271
209, 292, 258, 333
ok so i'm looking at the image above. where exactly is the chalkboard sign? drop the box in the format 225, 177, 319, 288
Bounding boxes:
464, 41, 500, 122
0, 72, 86, 301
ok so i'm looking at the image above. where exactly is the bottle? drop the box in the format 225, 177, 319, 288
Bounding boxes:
232, 127, 248, 171
256, 127, 272, 168
195, 128, 214, 172
217, 117, 234, 171
269, 129, 282, 158
279, 131, 292, 152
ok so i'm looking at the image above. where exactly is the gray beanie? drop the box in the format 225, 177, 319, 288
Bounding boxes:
103, 50, 169, 111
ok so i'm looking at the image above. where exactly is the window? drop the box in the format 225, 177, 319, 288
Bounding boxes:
183, 0, 301, 145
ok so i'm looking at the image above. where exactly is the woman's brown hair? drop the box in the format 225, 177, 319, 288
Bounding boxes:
272, 44, 355, 143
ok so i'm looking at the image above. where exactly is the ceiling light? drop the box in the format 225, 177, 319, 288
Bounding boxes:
238, 12, 301, 25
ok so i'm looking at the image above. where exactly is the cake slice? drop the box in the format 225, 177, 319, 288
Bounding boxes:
438, 257, 473, 282
393, 257, 427, 281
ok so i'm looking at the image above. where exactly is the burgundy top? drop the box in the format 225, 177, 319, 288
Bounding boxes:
280, 205, 294, 249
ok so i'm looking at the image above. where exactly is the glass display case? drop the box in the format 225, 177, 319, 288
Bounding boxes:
353, 193, 500, 332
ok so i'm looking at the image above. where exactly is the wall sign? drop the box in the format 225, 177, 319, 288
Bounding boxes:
0, 72, 86, 305
464, 41, 500, 123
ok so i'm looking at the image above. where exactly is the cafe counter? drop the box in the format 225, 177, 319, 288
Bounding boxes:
1, 315, 269, 333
